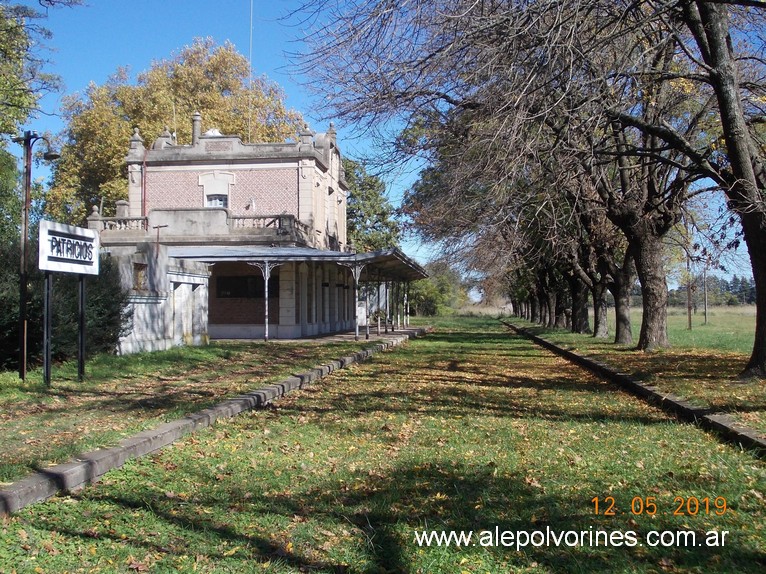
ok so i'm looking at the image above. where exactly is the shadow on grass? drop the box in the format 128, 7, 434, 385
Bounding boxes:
283, 344, 673, 428
32, 460, 766, 573
16, 322, 766, 572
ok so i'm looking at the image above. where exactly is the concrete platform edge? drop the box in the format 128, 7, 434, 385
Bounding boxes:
503, 321, 766, 458
0, 328, 427, 516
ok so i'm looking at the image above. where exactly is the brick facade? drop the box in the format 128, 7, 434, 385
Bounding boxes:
145, 168, 299, 217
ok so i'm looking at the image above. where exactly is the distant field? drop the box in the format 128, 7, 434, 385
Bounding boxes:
609, 305, 756, 354
452, 304, 758, 354
663, 305, 756, 353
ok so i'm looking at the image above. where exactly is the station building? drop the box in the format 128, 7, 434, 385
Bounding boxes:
87, 114, 426, 353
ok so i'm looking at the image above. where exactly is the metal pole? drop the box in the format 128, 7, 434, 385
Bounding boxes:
405, 282, 410, 328
396, 282, 401, 330
354, 277, 360, 341
248, 261, 281, 342
13, 131, 59, 381
376, 277, 381, 335
43, 272, 52, 387
78, 275, 86, 381
18, 132, 32, 381
264, 265, 271, 342
365, 284, 370, 340
703, 267, 709, 325
338, 261, 365, 341
385, 281, 390, 333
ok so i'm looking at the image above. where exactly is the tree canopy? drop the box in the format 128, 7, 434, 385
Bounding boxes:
48, 38, 304, 224
0, 148, 20, 240
0, 0, 80, 138
295, 0, 766, 375
343, 158, 400, 252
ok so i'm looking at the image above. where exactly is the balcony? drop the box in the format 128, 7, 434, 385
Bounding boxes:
88, 205, 315, 248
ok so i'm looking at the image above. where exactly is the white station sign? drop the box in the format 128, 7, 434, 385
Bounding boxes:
38, 220, 100, 275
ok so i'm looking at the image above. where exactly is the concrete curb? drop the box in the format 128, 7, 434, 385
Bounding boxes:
503, 321, 766, 457
0, 328, 427, 516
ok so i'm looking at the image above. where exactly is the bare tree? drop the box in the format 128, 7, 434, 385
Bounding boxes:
294, 0, 766, 371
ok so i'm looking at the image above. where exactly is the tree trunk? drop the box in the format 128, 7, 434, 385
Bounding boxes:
530, 297, 540, 324
609, 281, 633, 346
592, 281, 609, 339
554, 291, 568, 329
545, 291, 556, 328
608, 254, 634, 346
538, 291, 548, 326
631, 235, 669, 350
568, 275, 591, 334
687, 2, 766, 377
739, 211, 766, 377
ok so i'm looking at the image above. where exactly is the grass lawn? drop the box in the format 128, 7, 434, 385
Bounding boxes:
0, 339, 395, 485
1, 317, 765, 573
514, 306, 766, 437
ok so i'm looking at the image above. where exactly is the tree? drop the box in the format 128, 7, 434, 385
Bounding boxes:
295, 0, 766, 369
408, 260, 468, 316
0, 1, 80, 136
0, 236, 130, 369
48, 38, 304, 224
0, 148, 20, 240
597, 1, 766, 372
343, 157, 400, 252
50, 255, 132, 360
673, 2, 766, 375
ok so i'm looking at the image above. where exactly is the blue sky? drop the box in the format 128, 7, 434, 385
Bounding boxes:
18, 0, 434, 262
19, 0, 751, 279
33, 1, 312, 133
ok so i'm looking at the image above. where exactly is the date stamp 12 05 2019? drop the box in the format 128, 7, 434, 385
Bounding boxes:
591, 495, 728, 517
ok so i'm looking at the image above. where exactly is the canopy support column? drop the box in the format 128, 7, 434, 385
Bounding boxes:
338, 259, 366, 341
248, 261, 282, 342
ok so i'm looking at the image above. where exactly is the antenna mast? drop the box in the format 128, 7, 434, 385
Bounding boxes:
248, 0, 254, 143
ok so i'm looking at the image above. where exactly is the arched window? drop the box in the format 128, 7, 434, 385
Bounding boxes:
199, 171, 235, 208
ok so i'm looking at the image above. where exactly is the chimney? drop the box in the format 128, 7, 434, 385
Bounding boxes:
192, 111, 202, 146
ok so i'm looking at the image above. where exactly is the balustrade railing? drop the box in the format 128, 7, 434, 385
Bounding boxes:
229, 215, 283, 229
96, 217, 148, 231
89, 209, 315, 243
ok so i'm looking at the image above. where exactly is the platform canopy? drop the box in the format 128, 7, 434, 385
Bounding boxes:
167, 245, 427, 282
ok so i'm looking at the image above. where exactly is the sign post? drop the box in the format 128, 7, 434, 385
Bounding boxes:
38, 221, 100, 386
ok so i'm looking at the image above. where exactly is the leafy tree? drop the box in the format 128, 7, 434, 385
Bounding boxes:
0, 148, 20, 240
49, 38, 304, 224
50, 255, 132, 360
0, 1, 80, 136
343, 158, 400, 252
295, 0, 766, 372
0, 237, 131, 370
408, 260, 468, 316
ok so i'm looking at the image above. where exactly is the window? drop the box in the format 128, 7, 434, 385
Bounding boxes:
133, 263, 148, 290
216, 275, 279, 298
199, 171, 235, 209
206, 194, 228, 208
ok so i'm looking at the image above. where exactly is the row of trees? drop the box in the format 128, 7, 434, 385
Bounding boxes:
294, 0, 766, 376
668, 274, 757, 308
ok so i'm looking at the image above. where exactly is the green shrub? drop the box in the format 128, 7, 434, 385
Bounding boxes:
0, 239, 132, 369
